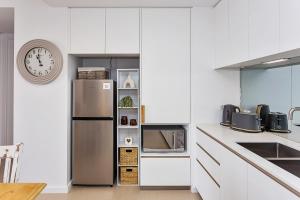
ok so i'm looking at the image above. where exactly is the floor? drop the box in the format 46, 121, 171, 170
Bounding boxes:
37, 186, 202, 200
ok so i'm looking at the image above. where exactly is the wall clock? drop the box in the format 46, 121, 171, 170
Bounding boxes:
17, 39, 63, 85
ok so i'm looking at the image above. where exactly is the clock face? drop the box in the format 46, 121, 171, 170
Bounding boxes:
25, 47, 54, 77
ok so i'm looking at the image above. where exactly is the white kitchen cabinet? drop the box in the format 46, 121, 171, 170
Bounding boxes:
279, 0, 300, 52
140, 157, 190, 186
215, 0, 230, 68
70, 8, 106, 54
228, 0, 248, 64
220, 149, 247, 200
106, 8, 140, 54
141, 8, 190, 124
248, 0, 280, 60
195, 158, 220, 200
195, 129, 247, 200
247, 165, 299, 200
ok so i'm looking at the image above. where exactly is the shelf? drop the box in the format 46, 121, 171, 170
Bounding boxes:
118, 144, 139, 148
118, 125, 139, 129
118, 107, 139, 109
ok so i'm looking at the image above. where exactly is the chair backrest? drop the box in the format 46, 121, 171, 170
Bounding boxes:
0, 143, 23, 183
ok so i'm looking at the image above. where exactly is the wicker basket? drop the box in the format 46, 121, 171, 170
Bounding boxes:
120, 167, 138, 185
77, 71, 108, 79
119, 147, 138, 165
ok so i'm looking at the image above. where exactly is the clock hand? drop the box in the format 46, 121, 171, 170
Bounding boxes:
36, 54, 43, 67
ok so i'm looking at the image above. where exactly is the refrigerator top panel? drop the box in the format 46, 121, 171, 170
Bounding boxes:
73, 80, 114, 118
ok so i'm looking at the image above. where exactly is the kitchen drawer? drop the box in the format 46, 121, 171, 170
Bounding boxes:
196, 128, 223, 163
195, 142, 221, 184
140, 157, 190, 186
195, 158, 220, 200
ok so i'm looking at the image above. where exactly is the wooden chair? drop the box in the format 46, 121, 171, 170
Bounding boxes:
0, 143, 24, 183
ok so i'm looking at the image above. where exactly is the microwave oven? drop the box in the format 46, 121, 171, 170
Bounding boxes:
142, 125, 185, 153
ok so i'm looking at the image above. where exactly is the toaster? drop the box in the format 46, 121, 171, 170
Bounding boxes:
231, 112, 262, 133
265, 112, 290, 133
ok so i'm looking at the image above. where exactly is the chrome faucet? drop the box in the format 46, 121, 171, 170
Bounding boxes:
288, 107, 300, 120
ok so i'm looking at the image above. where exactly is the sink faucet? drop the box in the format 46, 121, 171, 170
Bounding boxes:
288, 107, 300, 120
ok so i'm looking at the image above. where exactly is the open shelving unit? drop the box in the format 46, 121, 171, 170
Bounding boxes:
116, 69, 140, 186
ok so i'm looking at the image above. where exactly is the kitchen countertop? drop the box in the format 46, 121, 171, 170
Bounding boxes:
196, 124, 300, 196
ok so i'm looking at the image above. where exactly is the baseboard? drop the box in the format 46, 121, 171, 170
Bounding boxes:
42, 182, 72, 193
190, 185, 198, 193
140, 186, 190, 190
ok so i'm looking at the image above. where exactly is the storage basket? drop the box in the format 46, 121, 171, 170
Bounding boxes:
120, 167, 138, 185
119, 147, 138, 165
77, 70, 108, 79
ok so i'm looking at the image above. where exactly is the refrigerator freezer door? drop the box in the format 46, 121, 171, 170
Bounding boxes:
72, 120, 114, 185
73, 80, 114, 118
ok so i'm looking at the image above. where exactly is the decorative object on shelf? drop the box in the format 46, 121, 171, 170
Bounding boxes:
130, 119, 137, 126
125, 137, 133, 145
123, 74, 135, 88
119, 96, 133, 107
17, 39, 63, 85
121, 116, 128, 125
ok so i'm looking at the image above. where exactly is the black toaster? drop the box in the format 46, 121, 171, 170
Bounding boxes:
231, 112, 262, 133
265, 112, 290, 133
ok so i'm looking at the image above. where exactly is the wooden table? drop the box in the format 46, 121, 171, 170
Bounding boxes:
0, 183, 46, 200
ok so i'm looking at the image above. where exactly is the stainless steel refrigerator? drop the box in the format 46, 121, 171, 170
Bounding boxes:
72, 80, 115, 185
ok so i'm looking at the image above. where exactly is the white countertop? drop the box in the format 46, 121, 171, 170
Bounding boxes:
196, 124, 300, 195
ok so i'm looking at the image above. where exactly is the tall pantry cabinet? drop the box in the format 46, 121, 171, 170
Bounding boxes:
140, 8, 191, 124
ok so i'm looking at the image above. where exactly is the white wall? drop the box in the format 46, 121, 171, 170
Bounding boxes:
0, 33, 14, 145
190, 7, 240, 191
12, 0, 70, 193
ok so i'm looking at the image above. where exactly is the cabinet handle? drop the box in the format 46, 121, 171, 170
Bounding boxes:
141, 105, 145, 124
196, 158, 220, 188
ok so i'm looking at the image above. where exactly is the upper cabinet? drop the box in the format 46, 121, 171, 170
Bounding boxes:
70, 8, 106, 54
106, 8, 140, 54
69, 8, 140, 54
215, 0, 300, 69
248, 0, 280, 60
141, 8, 190, 124
279, 0, 300, 52
228, 0, 249, 64
215, 0, 230, 67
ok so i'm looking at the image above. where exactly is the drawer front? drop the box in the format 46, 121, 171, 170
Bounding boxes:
140, 157, 190, 186
195, 158, 220, 200
195, 142, 221, 184
196, 128, 223, 162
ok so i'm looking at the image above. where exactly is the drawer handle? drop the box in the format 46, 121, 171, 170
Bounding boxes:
126, 149, 132, 153
196, 142, 220, 166
196, 158, 220, 188
126, 169, 133, 172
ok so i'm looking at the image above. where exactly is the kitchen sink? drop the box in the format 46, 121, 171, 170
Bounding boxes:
237, 142, 300, 178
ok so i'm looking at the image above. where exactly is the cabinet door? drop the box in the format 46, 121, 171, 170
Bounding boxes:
141, 8, 190, 124
228, 0, 249, 64
249, 0, 280, 59
106, 8, 140, 54
140, 157, 190, 186
279, 0, 300, 52
220, 149, 247, 200
70, 8, 105, 54
215, 0, 230, 68
248, 165, 299, 200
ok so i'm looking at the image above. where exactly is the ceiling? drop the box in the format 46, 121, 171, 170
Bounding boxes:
43, 0, 220, 7
0, 8, 14, 33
